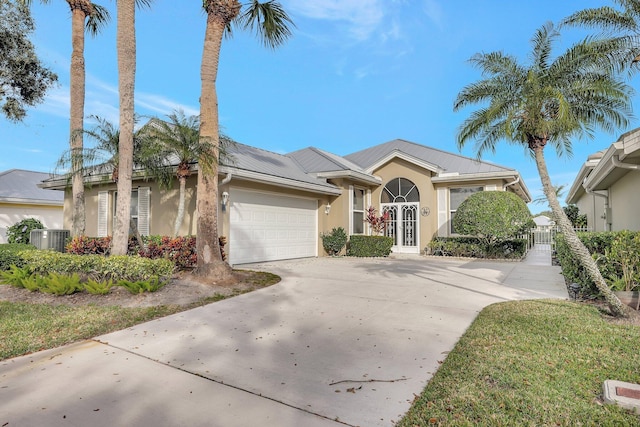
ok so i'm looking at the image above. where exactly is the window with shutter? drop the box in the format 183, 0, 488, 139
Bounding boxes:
97, 191, 109, 237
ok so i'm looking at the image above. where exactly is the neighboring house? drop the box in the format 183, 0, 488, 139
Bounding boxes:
41, 138, 531, 265
0, 169, 64, 243
567, 127, 640, 232
533, 215, 555, 232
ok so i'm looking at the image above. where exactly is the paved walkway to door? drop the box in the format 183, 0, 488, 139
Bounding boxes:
1, 257, 567, 427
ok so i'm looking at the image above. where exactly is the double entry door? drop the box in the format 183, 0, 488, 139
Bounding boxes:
381, 203, 419, 254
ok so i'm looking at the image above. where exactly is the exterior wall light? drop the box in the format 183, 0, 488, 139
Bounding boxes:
325, 203, 331, 215
221, 191, 229, 212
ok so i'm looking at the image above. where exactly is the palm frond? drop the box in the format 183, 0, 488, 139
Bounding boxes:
85, 3, 110, 37
238, 0, 295, 49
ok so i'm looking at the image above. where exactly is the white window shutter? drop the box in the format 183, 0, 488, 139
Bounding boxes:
97, 191, 109, 237
437, 187, 448, 237
137, 187, 150, 236
348, 185, 354, 235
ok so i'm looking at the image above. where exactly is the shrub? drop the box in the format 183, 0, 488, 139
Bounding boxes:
0, 243, 35, 270
347, 235, 393, 257
555, 231, 640, 296
0, 265, 33, 288
427, 237, 527, 259
6, 218, 44, 244
453, 191, 533, 245
84, 278, 114, 295
117, 276, 167, 294
18, 250, 175, 281
66, 236, 112, 255
320, 227, 348, 256
37, 272, 83, 295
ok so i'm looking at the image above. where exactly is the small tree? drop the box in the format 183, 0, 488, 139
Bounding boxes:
563, 204, 587, 229
453, 191, 533, 247
364, 206, 389, 235
320, 227, 347, 256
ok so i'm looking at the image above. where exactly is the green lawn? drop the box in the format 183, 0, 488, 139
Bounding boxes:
398, 300, 640, 426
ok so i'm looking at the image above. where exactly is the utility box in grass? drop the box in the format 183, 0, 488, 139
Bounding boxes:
30, 229, 70, 252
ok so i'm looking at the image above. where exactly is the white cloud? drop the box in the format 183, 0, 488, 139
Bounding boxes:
285, 0, 384, 41
423, 0, 444, 30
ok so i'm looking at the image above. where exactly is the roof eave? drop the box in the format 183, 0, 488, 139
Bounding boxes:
316, 170, 382, 185
0, 197, 63, 206
432, 170, 531, 202
219, 166, 342, 196
364, 150, 443, 175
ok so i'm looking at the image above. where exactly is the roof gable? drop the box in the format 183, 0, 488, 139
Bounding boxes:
345, 139, 515, 175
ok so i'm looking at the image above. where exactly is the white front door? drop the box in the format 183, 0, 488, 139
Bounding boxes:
382, 203, 419, 254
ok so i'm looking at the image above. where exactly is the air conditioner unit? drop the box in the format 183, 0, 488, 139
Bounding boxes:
30, 229, 70, 252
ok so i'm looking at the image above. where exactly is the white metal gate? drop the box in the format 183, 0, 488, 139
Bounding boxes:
382, 203, 419, 254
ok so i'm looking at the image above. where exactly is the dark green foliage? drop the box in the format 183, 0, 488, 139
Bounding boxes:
6, 218, 44, 244
320, 227, 348, 256
0, 0, 57, 122
347, 235, 393, 257
0, 243, 34, 270
453, 192, 533, 245
428, 237, 528, 259
555, 231, 640, 295
564, 204, 588, 228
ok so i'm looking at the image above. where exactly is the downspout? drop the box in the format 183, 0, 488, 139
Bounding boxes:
504, 176, 520, 189
220, 173, 232, 185
612, 155, 640, 170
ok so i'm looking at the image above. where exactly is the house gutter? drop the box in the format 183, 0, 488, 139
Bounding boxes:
220, 173, 233, 185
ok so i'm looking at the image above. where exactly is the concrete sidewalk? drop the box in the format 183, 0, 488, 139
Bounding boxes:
1, 257, 567, 427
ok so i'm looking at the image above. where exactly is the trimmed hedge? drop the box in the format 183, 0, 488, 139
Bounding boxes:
0, 243, 36, 270
347, 235, 393, 257
427, 237, 527, 259
18, 250, 175, 282
320, 227, 348, 256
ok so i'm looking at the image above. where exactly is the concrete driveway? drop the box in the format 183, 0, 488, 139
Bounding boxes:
1, 256, 567, 427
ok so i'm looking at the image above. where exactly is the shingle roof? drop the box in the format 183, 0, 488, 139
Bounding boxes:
0, 169, 63, 204
345, 139, 514, 175
223, 143, 339, 190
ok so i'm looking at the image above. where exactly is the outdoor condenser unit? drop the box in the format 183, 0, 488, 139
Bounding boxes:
30, 229, 70, 253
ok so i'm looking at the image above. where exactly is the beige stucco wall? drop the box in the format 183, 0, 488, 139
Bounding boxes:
574, 192, 606, 231
0, 203, 63, 244
609, 170, 640, 231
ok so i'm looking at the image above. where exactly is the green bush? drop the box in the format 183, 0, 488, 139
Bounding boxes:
18, 250, 175, 281
555, 231, 640, 296
453, 191, 534, 245
118, 276, 167, 294
0, 243, 35, 270
320, 227, 348, 256
6, 218, 44, 244
347, 235, 393, 257
427, 237, 527, 259
37, 272, 83, 295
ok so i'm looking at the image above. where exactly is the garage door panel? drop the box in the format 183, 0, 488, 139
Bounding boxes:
229, 190, 318, 265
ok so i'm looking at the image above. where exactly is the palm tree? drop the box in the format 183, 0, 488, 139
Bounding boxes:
563, 1, 640, 67
112, 0, 152, 256
196, 0, 294, 279
18, 0, 110, 238
533, 183, 567, 206
143, 110, 235, 237
454, 23, 633, 316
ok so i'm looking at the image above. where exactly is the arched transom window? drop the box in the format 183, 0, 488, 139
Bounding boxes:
381, 178, 419, 203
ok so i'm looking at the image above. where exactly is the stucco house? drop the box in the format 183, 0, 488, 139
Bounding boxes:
566, 127, 640, 232
41, 138, 531, 265
0, 169, 64, 243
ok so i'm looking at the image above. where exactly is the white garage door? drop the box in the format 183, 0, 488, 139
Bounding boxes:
229, 189, 318, 265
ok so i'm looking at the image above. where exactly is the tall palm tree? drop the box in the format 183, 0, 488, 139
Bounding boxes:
18, 0, 110, 238
112, 0, 152, 256
143, 110, 235, 237
454, 23, 634, 316
196, 0, 294, 279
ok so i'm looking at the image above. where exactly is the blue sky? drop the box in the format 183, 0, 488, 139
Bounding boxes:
4, 0, 637, 213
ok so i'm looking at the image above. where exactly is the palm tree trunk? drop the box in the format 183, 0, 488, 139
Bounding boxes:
195, 9, 233, 279
173, 177, 186, 237
112, 0, 136, 256
70, 7, 86, 237
533, 146, 628, 316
